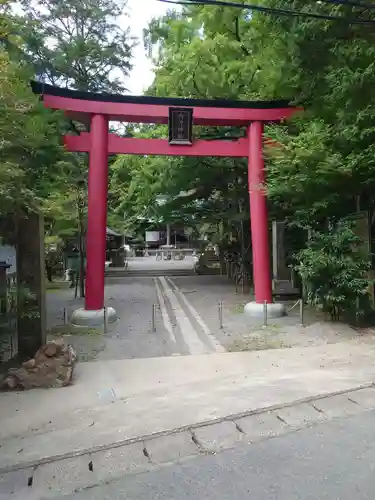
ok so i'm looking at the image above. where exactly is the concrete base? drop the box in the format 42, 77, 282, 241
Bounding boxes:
244, 301, 286, 319
71, 307, 117, 327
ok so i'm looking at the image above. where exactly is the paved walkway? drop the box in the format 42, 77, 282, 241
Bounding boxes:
3, 264, 375, 495
10, 260, 372, 494
43, 408, 375, 500
2, 339, 375, 472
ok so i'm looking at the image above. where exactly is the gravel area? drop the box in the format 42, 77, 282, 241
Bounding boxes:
46, 277, 171, 362
170, 275, 370, 352
46, 271, 373, 362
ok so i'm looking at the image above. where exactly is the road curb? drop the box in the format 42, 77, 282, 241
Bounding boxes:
1, 381, 374, 475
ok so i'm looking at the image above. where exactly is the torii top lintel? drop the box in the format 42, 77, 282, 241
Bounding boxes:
31, 81, 298, 126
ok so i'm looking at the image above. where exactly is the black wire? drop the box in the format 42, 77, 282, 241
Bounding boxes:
158, 0, 375, 24
191, 0, 375, 10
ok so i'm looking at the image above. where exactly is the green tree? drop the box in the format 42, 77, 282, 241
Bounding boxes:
109, 1, 375, 313
14, 0, 135, 293
0, 5, 71, 358
0, 47, 64, 213
18, 0, 134, 92
110, 4, 260, 263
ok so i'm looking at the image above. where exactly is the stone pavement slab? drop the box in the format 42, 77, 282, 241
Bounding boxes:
4, 386, 375, 499
2, 340, 375, 471
313, 394, 362, 419
0, 467, 33, 497
346, 387, 375, 409
235, 411, 288, 441
276, 402, 327, 427
31, 442, 148, 499
193, 421, 243, 452
146, 432, 198, 463
55, 409, 375, 500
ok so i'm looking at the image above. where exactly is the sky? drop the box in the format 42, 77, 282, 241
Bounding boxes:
126, 0, 174, 95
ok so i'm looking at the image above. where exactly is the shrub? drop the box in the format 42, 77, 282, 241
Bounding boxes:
295, 221, 371, 320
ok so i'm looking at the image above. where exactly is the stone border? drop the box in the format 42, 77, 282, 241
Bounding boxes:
1, 381, 374, 475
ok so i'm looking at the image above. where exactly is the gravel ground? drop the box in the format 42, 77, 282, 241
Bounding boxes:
170, 275, 370, 351
46, 272, 373, 362
46, 277, 171, 362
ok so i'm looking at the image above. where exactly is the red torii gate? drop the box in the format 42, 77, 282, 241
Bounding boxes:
32, 82, 298, 324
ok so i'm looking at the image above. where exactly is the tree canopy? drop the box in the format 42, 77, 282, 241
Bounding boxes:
2, 0, 375, 314
109, 1, 375, 233
105, 0, 375, 314
1, 0, 134, 240
17, 0, 134, 92
0, 1, 65, 214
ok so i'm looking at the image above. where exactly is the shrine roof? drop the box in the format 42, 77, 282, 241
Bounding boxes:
31, 81, 298, 126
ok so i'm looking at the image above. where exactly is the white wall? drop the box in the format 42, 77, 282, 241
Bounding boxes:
0, 245, 16, 274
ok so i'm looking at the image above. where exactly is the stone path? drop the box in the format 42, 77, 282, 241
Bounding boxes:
3, 385, 375, 498
3, 339, 375, 470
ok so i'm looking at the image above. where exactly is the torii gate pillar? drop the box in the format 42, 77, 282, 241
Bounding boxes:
244, 121, 285, 318
71, 114, 117, 327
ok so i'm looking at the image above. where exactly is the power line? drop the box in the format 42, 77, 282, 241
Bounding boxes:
158, 0, 375, 24
187, 0, 375, 11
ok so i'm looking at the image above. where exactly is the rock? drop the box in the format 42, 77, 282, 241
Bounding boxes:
42, 343, 58, 357
22, 358, 36, 369
3, 375, 18, 389
1, 340, 77, 391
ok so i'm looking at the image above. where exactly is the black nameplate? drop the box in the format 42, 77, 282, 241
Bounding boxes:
168, 107, 193, 145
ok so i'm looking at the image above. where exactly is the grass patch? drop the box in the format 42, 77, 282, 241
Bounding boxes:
46, 280, 70, 291
227, 333, 292, 352
230, 303, 245, 314
48, 325, 102, 337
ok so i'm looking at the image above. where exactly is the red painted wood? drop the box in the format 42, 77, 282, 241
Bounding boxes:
44, 94, 299, 126
247, 121, 273, 304
64, 133, 277, 156
85, 115, 109, 311
65, 133, 248, 156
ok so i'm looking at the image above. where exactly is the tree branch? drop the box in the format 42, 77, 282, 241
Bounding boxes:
234, 16, 250, 56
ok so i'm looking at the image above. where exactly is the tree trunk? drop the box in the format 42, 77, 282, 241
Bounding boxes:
45, 262, 53, 282
16, 210, 46, 360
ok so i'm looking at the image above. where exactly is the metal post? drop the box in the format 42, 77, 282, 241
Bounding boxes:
299, 298, 304, 326
63, 308, 68, 325
263, 301, 268, 327
152, 304, 156, 332
355, 297, 360, 326
103, 306, 107, 334
218, 301, 223, 329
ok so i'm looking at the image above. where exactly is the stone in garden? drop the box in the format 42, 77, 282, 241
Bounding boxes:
1, 339, 76, 390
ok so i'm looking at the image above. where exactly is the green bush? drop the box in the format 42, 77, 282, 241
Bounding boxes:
295, 221, 372, 321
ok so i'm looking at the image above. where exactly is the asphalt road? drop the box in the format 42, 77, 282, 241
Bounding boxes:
58, 409, 375, 500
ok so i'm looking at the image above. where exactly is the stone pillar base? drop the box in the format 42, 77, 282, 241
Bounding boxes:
244, 301, 286, 319
71, 307, 117, 327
